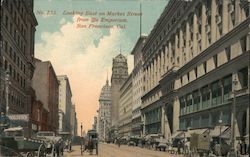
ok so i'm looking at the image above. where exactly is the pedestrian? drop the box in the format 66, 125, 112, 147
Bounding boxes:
241, 140, 246, 155
236, 141, 241, 155
177, 140, 181, 154
117, 139, 120, 147
69, 140, 72, 152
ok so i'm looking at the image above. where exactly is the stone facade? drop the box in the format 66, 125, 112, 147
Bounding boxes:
70, 105, 77, 137
131, 35, 147, 137
0, 0, 37, 114
57, 75, 73, 133
32, 59, 59, 132
118, 74, 132, 138
111, 54, 128, 128
97, 79, 111, 141
141, 0, 249, 146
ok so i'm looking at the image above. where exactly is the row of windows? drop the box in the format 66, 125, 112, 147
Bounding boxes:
179, 110, 231, 130
4, 60, 26, 88
180, 75, 232, 116
4, 40, 26, 74
180, 67, 248, 116
4, 0, 29, 37
8, 91, 25, 109
145, 107, 161, 125
145, 123, 161, 134
3, 11, 27, 55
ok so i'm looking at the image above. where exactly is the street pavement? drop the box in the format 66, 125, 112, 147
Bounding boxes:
64, 143, 183, 157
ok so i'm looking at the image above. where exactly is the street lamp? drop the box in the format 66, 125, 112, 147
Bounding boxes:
80, 123, 83, 155
229, 76, 238, 156
218, 119, 223, 156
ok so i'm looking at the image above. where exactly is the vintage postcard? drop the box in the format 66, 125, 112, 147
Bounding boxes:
0, 0, 249, 156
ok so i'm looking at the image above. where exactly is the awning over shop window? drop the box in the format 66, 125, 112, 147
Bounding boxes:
220, 127, 231, 139
171, 131, 183, 139
203, 126, 229, 137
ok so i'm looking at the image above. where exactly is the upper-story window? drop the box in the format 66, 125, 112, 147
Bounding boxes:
239, 67, 248, 88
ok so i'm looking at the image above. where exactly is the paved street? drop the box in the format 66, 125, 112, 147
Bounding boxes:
64, 143, 183, 157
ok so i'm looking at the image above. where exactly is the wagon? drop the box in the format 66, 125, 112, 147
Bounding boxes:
0, 127, 47, 157
84, 129, 98, 155
36, 131, 64, 156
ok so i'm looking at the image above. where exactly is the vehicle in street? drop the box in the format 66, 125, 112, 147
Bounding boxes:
145, 134, 166, 151
0, 127, 47, 157
155, 137, 168, 151
128, 136, 141, 146
84, 129, 98, 155
36, 131, 63, 156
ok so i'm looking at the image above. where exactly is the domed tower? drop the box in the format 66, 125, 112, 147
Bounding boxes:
111, 54, 128, 126
98, 79, 111, 141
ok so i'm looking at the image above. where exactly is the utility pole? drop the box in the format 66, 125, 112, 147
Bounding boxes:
81, 123, 83, 155
229, 76, 238, 156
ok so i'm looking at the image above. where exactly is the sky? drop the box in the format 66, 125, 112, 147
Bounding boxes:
34, 0, 168, 134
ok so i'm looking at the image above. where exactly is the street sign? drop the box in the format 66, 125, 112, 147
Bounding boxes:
8, 114, 30, 121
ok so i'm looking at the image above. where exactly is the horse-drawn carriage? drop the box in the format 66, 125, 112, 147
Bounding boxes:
83, 129, 98, 155
0, 127, 47, 157
36, 131, 64, 156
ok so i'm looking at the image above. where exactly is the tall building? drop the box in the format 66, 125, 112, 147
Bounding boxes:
111, 54, 128, 127
70, 104, 77, 136
32, 59, 59, 132
131, 35, 147, 137
0, 0, 37, 114
142, 0, 249, 148
118, 74, 132, 138
92, 116, 97, 130
74, 111, 78, 136
97, 79, 111, 141
57, 75, 73, 133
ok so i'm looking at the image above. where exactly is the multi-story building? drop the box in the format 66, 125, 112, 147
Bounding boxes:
32, 59, 59, 132
92, 116, 97, 130
97, 79, 111, 141
142, 0, 249, 147
118, 74, 132, 138
131, 35, 147, 137
57, 75, 73, 132
31, 96, 49, 132
74, 111, 78, 136
70, 104, 77, 136
0, 0, 37, 114
110, 54, 128, 132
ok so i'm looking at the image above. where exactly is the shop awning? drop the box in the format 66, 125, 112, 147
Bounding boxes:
220, 127, 231, 139
171, 131, 183, 139
203, 126, 229, 137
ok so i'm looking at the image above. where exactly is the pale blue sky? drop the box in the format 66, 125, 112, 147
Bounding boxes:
33, 0, 169, 131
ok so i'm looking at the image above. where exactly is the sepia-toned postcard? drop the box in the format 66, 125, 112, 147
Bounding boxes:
0, 0, 249, 156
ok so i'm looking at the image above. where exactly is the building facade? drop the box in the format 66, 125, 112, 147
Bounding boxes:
111, 54, 128, 128
131, 35, 147, 137
57, 75, 73, 133
32, 59, 59, 132
70, 105, 77, 136
0, 0, 37, 115
97, 79, 111, 141
141, 0, 249, 146
118, 74, 132, 138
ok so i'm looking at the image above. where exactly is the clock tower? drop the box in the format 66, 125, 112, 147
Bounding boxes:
111, 54, 128, 127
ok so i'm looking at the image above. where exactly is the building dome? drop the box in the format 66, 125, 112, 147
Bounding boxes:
114, 54, 127, 63
99, 80, 111, 100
